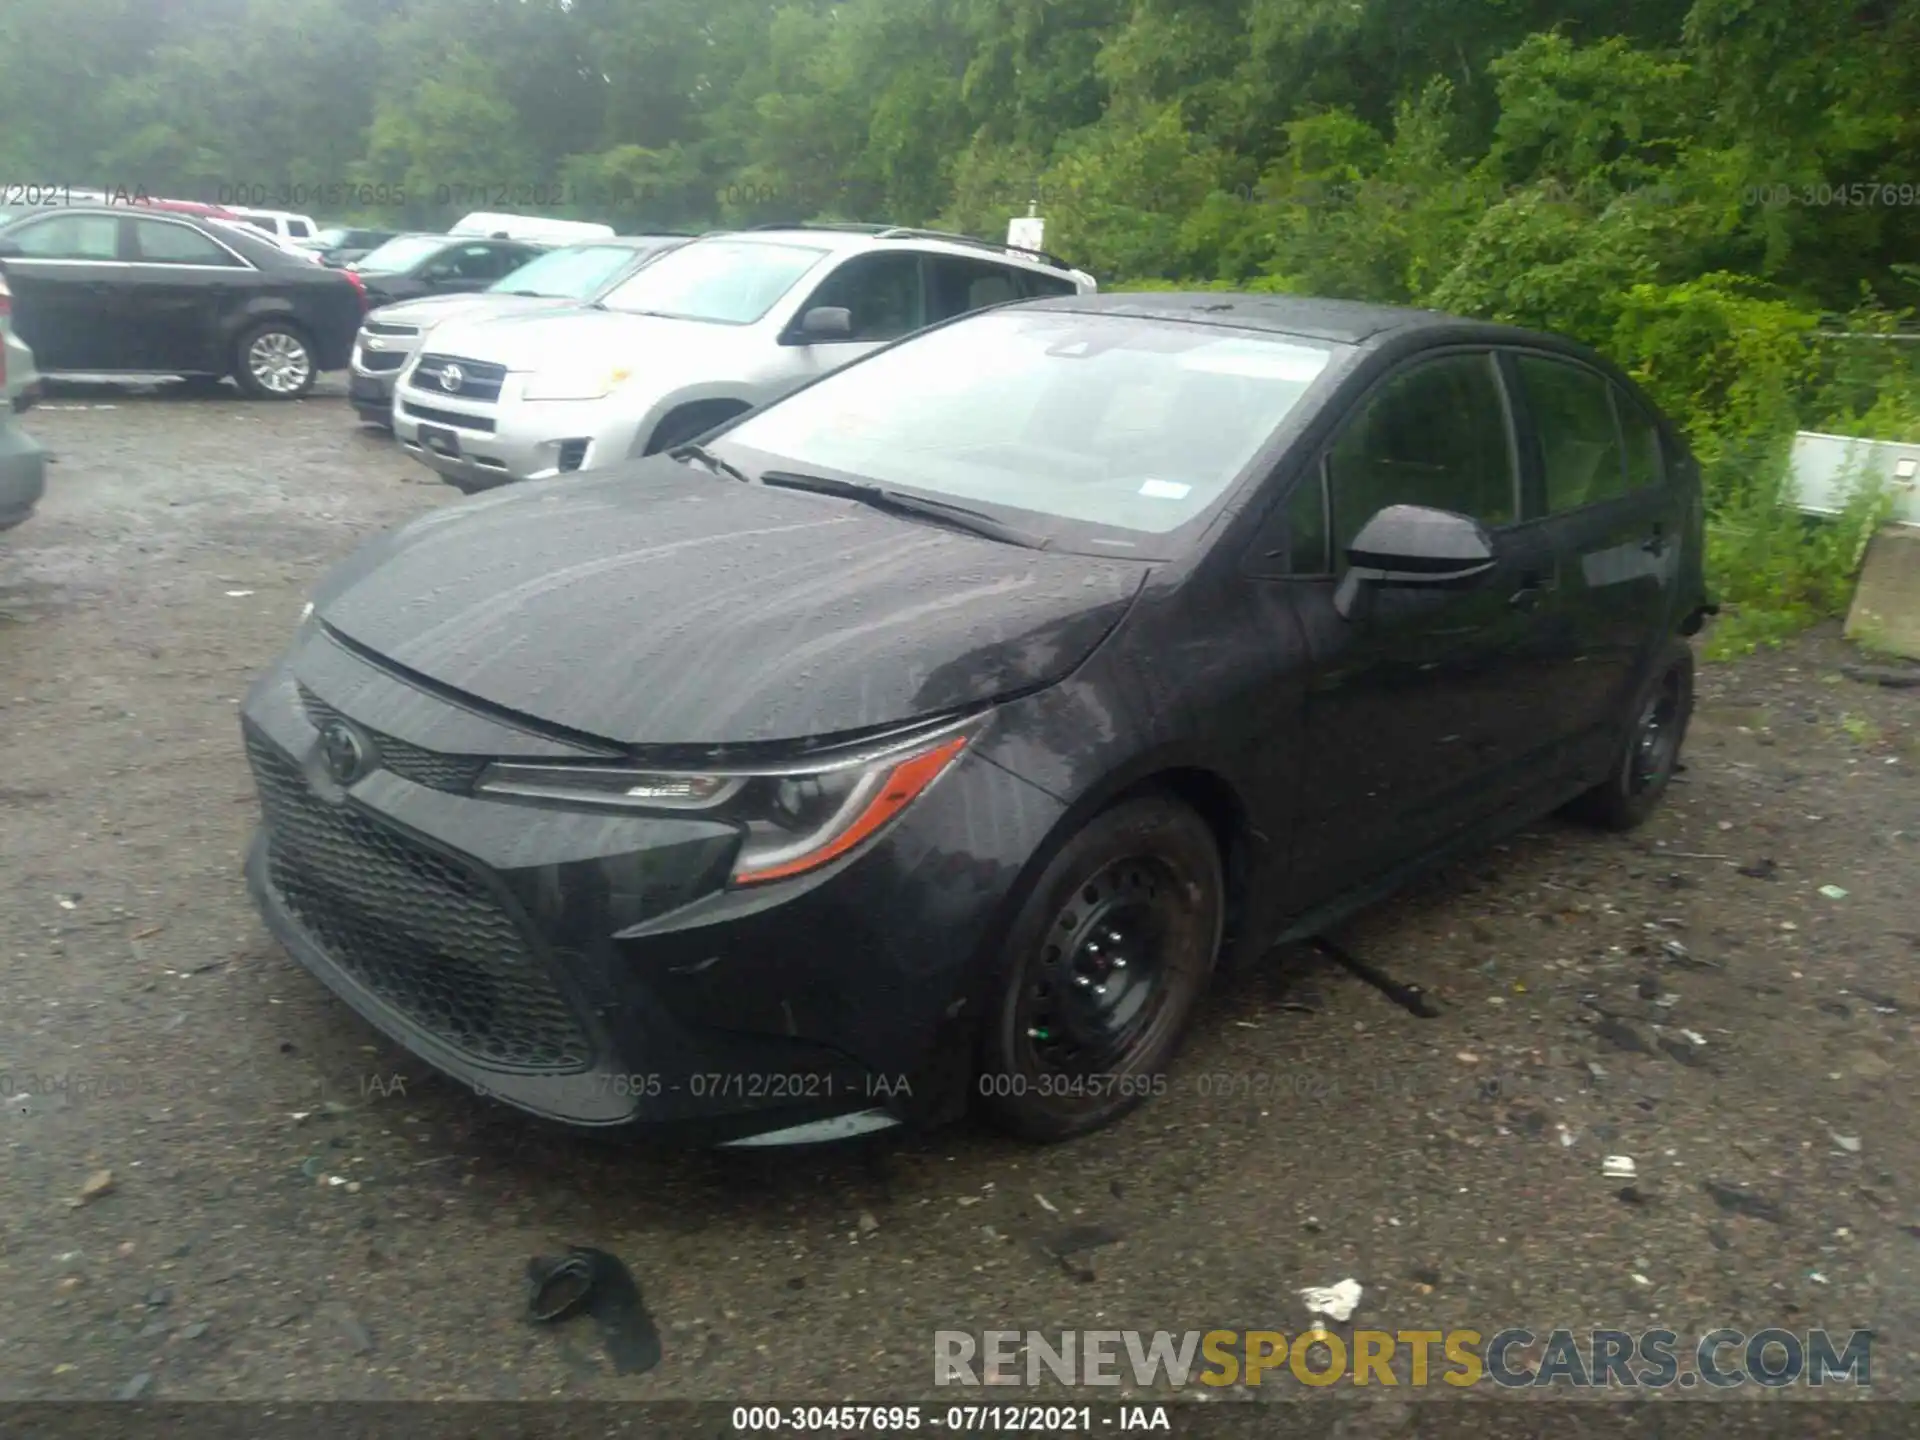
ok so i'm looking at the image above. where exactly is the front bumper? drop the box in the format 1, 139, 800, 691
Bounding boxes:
5, 329, 40, 411
0, 420, 46, 531
348, 339, 414, 421
238, 636, 1065, 1141
392, 379, 644, 493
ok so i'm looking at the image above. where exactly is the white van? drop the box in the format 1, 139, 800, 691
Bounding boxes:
448, 212, 615, 244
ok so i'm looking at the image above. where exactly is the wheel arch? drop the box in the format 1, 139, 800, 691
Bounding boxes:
641, 397, 754, 455
961, 755, 1257, 1020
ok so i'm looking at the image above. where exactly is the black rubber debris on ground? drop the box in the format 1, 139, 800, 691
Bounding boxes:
1842, 663, 1920, 688
527, 1247, 662, 1375
1703, 1180, 1786, 1224
1596, 1016, 1656, 1054
1310, 937, 1442, 1017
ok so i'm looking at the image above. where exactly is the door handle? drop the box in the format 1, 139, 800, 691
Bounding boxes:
1508, 572, 1550, 611
1643, 525, 1670, 557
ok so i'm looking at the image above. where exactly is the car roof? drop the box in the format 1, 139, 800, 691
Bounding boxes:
587, 234, 694, 247
704, 225, 1084, 276
1022, 289, 1596, 347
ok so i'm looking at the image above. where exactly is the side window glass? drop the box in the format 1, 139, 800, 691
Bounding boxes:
1616, 389, 1665, 490
134, 219, 236, 265
1326, 353, 1516, 564
1283, 465, 1330, 574
287, 220, 311, 238
1018, 269, 1079, 298
925, 255, 1022, 322
798, 253, 925, 342
1516, 355, 1628, 511
12, 213, 119, 259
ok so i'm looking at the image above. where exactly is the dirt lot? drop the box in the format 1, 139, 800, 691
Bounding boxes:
1, 380, 1917, 1406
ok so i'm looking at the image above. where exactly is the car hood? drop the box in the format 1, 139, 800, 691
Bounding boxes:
419, 306, 740, 374
366, 292, 574, 330
308, 458, 1147, 748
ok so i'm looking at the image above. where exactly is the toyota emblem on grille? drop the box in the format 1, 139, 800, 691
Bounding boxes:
438, 364, 465, 392
319, 720, 371, 785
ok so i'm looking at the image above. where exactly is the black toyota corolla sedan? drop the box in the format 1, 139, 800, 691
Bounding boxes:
240, 292, 1713, 1147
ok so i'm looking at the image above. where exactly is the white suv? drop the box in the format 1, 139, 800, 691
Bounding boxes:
391, 225, 1097, 492
229, 208, 320, 245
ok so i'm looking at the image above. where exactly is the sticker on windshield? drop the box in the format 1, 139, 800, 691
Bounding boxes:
1178, 341, 1330, 383
1139, 479, 1192, 499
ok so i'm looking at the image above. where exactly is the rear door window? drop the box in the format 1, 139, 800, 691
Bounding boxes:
1615, 389, 1666, 491
1515, 354, 1628, 512
133, 219, 240, 265
924, 255, 1025, 322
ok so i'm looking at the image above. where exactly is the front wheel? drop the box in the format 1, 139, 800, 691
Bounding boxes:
233, 321, 316, 399
978, 795, 1223, 1142
1566, 638, 1694, 830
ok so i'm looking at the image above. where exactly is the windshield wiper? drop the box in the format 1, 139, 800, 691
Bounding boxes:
758, 471, 1049, 550
669, 442, 750, 484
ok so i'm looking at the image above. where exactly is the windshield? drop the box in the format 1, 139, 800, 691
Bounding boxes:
313, 227, 351, 247
489, 244, 643, 298
716, 309, 1342, 551
595, 239, 827, 323
354, 235, 447, 272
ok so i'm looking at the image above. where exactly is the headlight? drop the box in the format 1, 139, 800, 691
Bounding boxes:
521, 365, 633, 402
474, 719, 976, 885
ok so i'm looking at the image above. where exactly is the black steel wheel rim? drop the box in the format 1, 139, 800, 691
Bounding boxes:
1627, 672, 1682, 794
1014, 854, 1196, 1076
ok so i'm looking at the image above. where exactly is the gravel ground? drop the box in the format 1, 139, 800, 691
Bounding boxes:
1, 379, 1917, 1405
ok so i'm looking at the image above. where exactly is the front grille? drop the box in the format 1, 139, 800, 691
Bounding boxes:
298, 686, 487, 793
412, 353, 506, 402
364, 321, 419, 338
402, 400, 496, 433
557, 439, 589, 473
247, 731, 592, 1072
358, 349, 407, 373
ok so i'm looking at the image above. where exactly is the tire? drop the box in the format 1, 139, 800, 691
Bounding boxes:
232, 320, 317, 399
978, 794, 1224, 1142
645, 402, 745, 455
1565, 637, 1694, 830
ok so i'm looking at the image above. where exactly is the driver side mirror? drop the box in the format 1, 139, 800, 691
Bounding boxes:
795, 305, 852, 339
1333, 504, 1496, 620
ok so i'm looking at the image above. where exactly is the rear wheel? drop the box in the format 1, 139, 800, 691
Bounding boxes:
978, 795, 1223, 1142
233, 321, 316, 399
1566, 638, 1694, 830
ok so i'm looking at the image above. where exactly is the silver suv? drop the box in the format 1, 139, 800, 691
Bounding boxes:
392, 226, 1097, 492
349, 235, 687, 426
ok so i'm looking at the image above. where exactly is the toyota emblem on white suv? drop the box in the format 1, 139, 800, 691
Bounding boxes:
438, 364, 465, 392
